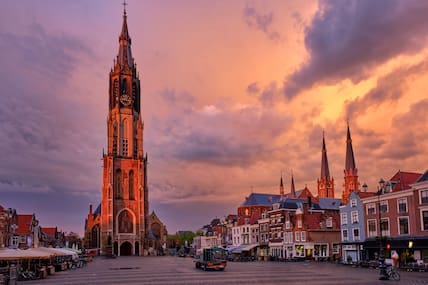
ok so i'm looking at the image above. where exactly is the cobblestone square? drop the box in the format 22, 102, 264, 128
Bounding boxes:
25, 256, 428, 285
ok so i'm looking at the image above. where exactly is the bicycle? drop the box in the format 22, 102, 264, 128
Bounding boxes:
386, 265, 400, 281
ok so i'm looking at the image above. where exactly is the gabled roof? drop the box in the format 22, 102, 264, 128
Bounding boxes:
17, 214, 33, 235
241, 193, 281, 206
389, 171, 422, 192
318, 198, 342, 210
42, 227, 56, 237
416, 170, 428, 183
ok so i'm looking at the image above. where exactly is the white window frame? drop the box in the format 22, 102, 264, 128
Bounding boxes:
397, 198, 408, 214
295, 231, 300, 241
285, 221, 291, 229
367, 219, 377, 237
420, 208, 428, 231
398, 216, 410, 235
366, 203, 376, 215
341, 212, 348, 225
297, 219, 302, 229
342, 229, 348, 241
350, 199, 357, 207
352, 228, 360, 241
380, 218, 390, 236
420, 190, 428, 204
380, 201, 388, 214
326, 217, 333, 228
351, 211, 359, 224
301, 231, 306, 242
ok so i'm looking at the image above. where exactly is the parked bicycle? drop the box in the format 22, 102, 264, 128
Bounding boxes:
386, 265, 400, 281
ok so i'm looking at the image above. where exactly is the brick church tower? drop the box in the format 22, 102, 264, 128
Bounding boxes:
342, 124, 360, 204
100, 6, 148, 256
317, 132, 334, 198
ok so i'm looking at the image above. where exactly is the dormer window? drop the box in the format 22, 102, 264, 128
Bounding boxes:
350, 199, 357, 207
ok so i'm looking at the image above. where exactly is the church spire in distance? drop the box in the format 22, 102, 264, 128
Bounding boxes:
318, 131, 334, 198
342, 122, 360, 204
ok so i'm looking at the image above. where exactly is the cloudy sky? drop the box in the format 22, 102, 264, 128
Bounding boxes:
1, 0, 428, 235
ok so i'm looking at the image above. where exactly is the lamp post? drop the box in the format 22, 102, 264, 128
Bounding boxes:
377, 178, 388, 280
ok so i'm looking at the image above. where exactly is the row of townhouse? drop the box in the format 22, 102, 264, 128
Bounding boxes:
340, 170, 428, 267
0, 205, 65, 249
197, 171, 428, 266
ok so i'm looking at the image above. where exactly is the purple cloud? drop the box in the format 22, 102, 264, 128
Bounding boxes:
243, 4, 281, 42
284, 0, 428, 98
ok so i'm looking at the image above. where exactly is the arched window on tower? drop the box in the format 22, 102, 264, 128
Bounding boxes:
115, 169, 122, 199
113, 79, 119, 103
122, 119, 129, 156
121, 78, 128, 95
129, 170, 134, 200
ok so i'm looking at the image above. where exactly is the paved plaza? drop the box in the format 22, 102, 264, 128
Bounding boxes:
25, 256, 428, 285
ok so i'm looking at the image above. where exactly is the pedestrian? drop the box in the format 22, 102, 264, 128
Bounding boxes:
392, 251, 399, 268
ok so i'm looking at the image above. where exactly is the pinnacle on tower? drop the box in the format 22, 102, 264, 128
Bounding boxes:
321, 132, 330, 179
342, 122, 360, 204
318, 131, 334, 198
290, 173, 296, 198
280, 174, 284, 197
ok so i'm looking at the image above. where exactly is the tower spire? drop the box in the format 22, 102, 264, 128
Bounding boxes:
321, 131, 330, 178
117, 1, 133, 68
290, 172, 296, 198
343, 122, 360, 204
280, 172, 284, 197
318, 131, 334, 198
345, 123, 356, 171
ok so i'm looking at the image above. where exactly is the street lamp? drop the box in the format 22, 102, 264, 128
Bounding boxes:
377, 178, 388, 280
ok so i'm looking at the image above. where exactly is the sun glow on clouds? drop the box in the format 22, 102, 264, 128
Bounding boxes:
2, 0, 428, 233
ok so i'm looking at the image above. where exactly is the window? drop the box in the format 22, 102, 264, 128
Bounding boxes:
350, 199, 357, 207
285, 221, 291, 229
380, 201, 388, 214
397, 198, 407, 213
129, 170, 134, 200
342, 229, 348, 241
351, 211, 359, 224
295, 232, 300, 241
367, 203, 376, 215
332, 244, 340, 254
12, 236, 19, 248
353, 228, 360, 241
421, 190, 428, 204
301, 231, 306, 242
297, 219, 302, 229
122, 139, 128, 156
326, 217, 333, 228
422, 210, 428, 231
341, 212, 348, 225
398, 217, 409, 235
380, 218, 389, 236
368, 220, 377, 237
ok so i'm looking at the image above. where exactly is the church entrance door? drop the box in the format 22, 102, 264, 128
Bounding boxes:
120, 241, 132, 256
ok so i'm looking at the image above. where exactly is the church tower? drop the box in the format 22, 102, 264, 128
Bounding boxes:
100, 6, 148, 256
342, 123, 360, 204
317, 132, 334, 198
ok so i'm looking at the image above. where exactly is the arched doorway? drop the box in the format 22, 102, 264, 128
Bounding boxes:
120, 241, 132, 256
135, 241, 139, 256
91, 225, 100, 249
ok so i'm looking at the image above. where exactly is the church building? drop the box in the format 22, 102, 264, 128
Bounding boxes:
85, 5, 167, 256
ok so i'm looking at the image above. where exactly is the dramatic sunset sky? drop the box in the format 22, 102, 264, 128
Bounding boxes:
1, 0, 428, 235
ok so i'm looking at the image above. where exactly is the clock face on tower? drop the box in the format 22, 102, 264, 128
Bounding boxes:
120, 93, 131, 106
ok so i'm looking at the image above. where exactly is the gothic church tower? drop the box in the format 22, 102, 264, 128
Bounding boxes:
317, 132, 334, 198
342, 124, 360, 204
100, 7, 148, 256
